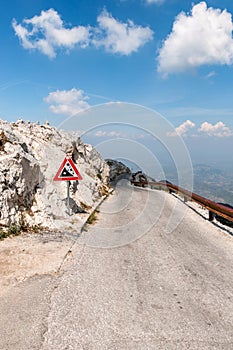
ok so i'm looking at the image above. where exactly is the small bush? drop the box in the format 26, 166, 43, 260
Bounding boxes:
30, 224, 42, 233
0, 224, 20, 240
0, 218, 43, 241
82, 209, 99, 232
7, 224, 20, 236
99, 185, 110, 196
0, 227, 7, 240
86, 211, 98, 225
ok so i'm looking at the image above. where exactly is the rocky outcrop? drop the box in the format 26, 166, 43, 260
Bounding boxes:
0, 119, 110, 230
105, 159, 131, 182
130, 171, 149, 188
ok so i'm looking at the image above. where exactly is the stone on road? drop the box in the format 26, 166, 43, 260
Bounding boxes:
41, 180, 233, 350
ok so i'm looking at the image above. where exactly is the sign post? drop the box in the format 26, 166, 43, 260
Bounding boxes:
54, 156, 82, 215
67, 180, 70, 216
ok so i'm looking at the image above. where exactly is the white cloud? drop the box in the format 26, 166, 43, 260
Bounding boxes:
94, 130, 146, 139
95, 131, 107, 137
12, 9, 90, 58
146, 0, 164, 4
13, 8, 153, 58
158, 2, 233, 75
95, 130, 125, 138
44, 88, 90, 116
198, 121, 233, 137
205, 71, 216, 79
168, 120, 195, 137
167, 119, 233, 138
93, 9, 153, 55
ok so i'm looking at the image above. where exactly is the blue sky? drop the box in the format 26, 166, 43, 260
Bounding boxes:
1, 0, 233, 169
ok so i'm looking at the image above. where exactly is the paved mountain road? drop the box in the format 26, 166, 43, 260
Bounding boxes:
1, 180, 233, 349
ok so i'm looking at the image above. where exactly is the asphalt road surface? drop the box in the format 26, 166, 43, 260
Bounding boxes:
1, 179, 233, 349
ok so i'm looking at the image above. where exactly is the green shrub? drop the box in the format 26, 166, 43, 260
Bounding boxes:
7, 224, 20, 236
86, 211, 98, 225
0, 227, 7, 240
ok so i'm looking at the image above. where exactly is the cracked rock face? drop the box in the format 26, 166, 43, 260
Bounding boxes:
0, 119, 110, 230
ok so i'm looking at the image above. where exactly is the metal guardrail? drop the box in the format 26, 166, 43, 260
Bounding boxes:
131, 180, 233, 223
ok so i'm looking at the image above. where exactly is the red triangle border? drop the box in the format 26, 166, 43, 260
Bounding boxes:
54, 156, 83, 181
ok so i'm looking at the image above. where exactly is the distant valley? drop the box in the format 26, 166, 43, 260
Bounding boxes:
192, 164, 233, 205
162, 163, 233, 205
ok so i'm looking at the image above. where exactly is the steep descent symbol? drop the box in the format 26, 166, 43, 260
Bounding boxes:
54, 156, 82, 181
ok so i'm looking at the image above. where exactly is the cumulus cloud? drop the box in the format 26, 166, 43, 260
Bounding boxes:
92, 9, 153, 55
13, 8, 153, 58
44, 88, 90, 116
12, 9, 90, 58
198, 121, 233, 137
168, 119, 233, 138
168, 120, 195, 137
158, 2, 233, 75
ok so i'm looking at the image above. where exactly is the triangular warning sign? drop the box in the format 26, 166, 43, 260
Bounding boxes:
54, 156, 83, 181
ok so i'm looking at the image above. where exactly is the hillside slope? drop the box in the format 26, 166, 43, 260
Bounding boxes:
0, 119, 110, 230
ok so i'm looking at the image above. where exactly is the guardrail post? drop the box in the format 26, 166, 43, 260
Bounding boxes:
184, 196, 188, 203
209, 211, 215, 222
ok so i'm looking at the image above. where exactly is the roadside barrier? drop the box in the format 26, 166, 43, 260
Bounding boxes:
131, 180, 233, 223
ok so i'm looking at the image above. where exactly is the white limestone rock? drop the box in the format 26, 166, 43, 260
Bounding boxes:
0, 119, 110, 230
